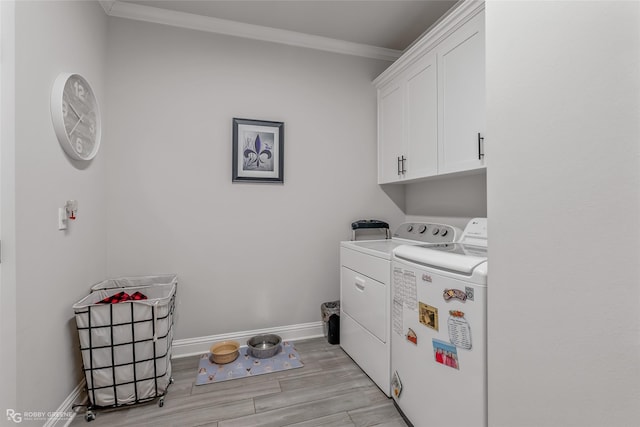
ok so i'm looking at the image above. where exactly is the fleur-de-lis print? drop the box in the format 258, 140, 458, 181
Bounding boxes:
244, 134, 272, 169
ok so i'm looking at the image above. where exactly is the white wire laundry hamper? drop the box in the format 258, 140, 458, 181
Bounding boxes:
73, 275, 177, 421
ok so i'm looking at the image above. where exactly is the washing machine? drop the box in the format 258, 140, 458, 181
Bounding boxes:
339, 221, 461, 396
391, 218, 488, 426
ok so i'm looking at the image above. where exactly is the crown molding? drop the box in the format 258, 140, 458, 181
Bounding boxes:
101, 1, 402, 61
98, 0, 115, 14
373, 0, 485, 88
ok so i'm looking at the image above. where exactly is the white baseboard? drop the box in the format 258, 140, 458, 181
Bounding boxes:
49, 322, 324, 426
172, 321, 325, 358
43, 379, 85, 427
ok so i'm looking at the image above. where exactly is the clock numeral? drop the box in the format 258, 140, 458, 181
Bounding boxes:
62, 100, 68, 117
89, 121, 96, 136
73, 80, 86, 101
75, 137, 83, 154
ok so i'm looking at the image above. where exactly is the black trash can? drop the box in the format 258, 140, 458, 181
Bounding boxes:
327, 314, 340, 345
321, 301, 340, 344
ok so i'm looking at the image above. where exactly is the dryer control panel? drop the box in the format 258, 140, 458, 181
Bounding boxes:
393, 222, 461, 244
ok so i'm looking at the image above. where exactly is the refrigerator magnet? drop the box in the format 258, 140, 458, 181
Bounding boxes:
465, 286, 475, 301
406, 328, 418, 345
433, 338, 459, 370
391, 370, 403, 398
419, 302, 439, 331
443, 288, 467, 302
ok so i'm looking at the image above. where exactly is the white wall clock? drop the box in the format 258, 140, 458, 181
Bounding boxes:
51, 73, 102, 161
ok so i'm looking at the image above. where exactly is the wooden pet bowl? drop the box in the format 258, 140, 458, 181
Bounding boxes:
210, 340, 240, 364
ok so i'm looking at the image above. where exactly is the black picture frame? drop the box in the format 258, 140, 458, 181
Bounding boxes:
232, 118, 284, 183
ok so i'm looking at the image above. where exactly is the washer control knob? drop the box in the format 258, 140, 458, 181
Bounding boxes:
406, 225, 414, 232
432, 228, 440, 235
418, 225, 427, 234
441, 229, 448, 237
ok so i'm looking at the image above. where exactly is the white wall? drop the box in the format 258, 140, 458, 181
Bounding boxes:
104, 18, 404, 339
13, 0, 108, 420
486, 1, 640, 426
405, 171, 487, 229
0, 0, 18, 417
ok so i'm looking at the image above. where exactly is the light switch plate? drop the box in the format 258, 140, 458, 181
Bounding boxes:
58, 208, 67, 230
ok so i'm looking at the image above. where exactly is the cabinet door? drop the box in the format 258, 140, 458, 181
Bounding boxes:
378, 82, 404, 184
437, 12, 486, 174
405, 52, 438, 179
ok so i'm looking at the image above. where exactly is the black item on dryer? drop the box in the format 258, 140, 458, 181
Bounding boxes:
351, 219, 390, 240
328, 314, 340, 345
351, 219, 389, 230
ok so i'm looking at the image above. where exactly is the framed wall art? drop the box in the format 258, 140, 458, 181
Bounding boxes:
232, 118, 284, 183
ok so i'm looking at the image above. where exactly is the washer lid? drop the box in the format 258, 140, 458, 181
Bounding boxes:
393, 243, 487, 275
341, 239, 419, 259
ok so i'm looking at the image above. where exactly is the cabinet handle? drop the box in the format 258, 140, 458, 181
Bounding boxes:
478, 133, 485, 160
401, 156, 407, 174
355, 277, 365, 291
397, 156, 401, 175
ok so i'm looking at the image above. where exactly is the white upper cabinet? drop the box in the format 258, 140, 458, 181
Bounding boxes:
438, 11, 486, 175
378, 53, 438, 184
374, 2, 485, 184
378, 82, 404, 184
405, 52, 439, 180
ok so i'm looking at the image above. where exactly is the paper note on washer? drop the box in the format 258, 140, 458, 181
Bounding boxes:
403, 270, 418, 311
392, 298, 403, 336
392, 268, 405, 336
393, 268, 404, 303
393, 267, 417, 312
448, 310, 472, 350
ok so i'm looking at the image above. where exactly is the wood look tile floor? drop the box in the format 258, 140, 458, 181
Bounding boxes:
70, 337, 408, 427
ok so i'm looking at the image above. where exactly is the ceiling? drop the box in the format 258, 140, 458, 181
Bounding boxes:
122, 1, 459, 52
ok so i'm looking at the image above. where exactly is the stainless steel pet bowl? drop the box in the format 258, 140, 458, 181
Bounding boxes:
247, 334, 282, 359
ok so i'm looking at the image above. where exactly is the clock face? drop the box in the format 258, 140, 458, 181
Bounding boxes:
51, 73, 101, 161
